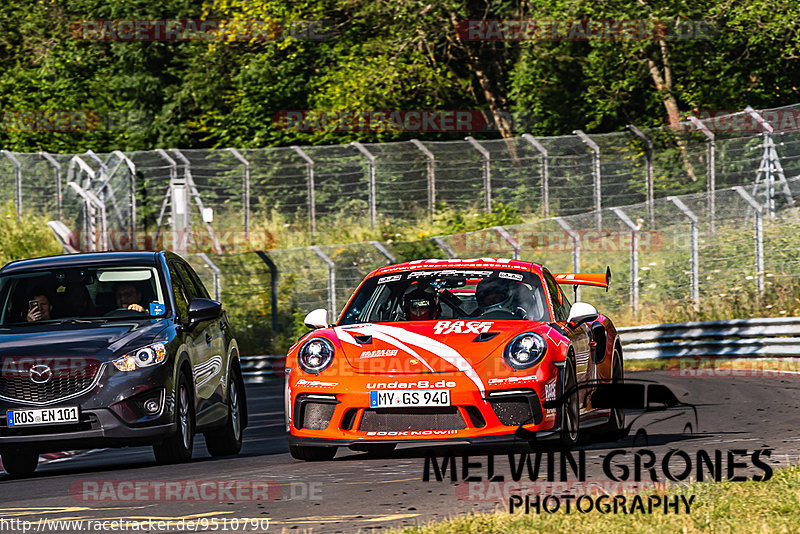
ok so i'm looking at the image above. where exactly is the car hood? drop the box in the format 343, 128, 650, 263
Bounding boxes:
0, 319, 171, 361
334, 320, 547, 373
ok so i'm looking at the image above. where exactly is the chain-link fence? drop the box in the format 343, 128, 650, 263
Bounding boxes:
5, 104, 800, 245
4, 104, 800, 354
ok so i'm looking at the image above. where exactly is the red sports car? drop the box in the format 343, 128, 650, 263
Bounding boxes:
285, 258, 623, 460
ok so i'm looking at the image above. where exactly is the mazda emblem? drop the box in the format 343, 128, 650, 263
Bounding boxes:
29, 364, 52, 384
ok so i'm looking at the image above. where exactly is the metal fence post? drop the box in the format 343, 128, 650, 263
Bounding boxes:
410, 139, 436, 220
40, 152, 62, 220
254, 251, 279, 339
521, 134, 549, 218
2, 151, 22, 219
351, 142, 377, 229
154, 149, 180, 250
291, 146, 316, 237
195, 252, 222, 301
227, 148, 250, 239
627, 125, 655, 228
370, 241, 396, 264
171, 149, 222, 253
431, 236, 457, 258
574, 130, 601, 229
668, 196, 699, 308
734, 186, 765, 295
311, 246, 336, 319
554, 217, 581, 301
67, 181, 106, 251
611, 207, 640, 314
111, 150, 137, 249
493, 226, 520, 260
465, 136, 491, 213
690, 116, 716, 233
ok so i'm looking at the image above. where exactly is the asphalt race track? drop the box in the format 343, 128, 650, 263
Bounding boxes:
1, 370, 799, 533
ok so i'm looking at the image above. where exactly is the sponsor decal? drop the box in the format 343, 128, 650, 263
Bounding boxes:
433, 321, 494, 335
377, 274, 402, 284
365, 380, 456, 389
544, 381, 557, 401
365, 430, 459, 436
499, 272, 524, 281
359, 349, 399, 359
409, 269, 494, 279
487, 376, 538, 385
295, 379, 339, 387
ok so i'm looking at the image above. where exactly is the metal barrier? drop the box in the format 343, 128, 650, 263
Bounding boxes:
240, 316, 800, 382
619, 317, 800, 360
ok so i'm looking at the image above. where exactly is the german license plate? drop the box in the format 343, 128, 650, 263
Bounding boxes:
370, 389, 450, 408
7, 406, 79, 426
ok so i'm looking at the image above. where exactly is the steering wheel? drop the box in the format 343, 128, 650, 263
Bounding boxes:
104, 307, 145, 317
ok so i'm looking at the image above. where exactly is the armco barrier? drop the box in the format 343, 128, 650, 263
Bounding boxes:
239, 317, 800, 382
618, 316, 800, 360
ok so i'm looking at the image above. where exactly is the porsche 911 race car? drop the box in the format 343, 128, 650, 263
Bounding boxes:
285, 258, 624, 461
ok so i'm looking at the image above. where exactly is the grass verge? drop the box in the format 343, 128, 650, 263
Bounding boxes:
393, 464, 800, 534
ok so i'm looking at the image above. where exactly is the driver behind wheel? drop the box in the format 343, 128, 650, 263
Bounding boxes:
402, 286, 439, 320
115, 283, 145, 313
475, 277, 517, 315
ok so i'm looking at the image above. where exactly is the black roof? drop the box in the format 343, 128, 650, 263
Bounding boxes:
0, 251, 168, 274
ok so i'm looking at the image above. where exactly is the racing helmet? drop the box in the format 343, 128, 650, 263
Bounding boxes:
475, 277, 515, 311
402, 286, 439, 320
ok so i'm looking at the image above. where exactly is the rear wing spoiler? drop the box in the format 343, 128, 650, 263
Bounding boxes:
553, 267, 611, 292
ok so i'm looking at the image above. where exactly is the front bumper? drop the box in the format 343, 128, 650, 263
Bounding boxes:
287, 365, 562, 444
0, 362, 178, 453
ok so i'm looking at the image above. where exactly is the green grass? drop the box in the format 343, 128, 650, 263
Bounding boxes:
0, 203, 62, 266
391, 464, 800, 534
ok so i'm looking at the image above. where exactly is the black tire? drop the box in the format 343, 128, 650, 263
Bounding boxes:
595, 347, 627, 442
205, 371, 244, 457
1, 449, 39, 477
289, 444, 337, 461
559, 357, 580, 447
154, 372, 195, 464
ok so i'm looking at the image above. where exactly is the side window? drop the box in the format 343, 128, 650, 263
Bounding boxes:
175, 263, 202, 301
184, 265, 211, 299
542, 271, 569, 322
168, 262, 189, 320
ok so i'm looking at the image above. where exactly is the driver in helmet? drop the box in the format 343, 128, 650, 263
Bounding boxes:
475, 277, 519, 317
402, 286, 439, 320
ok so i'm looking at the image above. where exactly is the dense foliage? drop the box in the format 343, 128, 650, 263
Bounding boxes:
1, 0, 798, 152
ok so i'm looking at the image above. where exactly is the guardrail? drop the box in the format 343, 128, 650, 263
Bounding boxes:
241, 355, 285, 383
238, 317, 800, 382
618, 316, 800, 360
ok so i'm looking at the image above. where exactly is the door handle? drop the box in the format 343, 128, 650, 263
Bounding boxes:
205, 333, 213, 345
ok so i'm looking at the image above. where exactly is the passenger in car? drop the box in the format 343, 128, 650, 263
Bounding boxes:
26, 289, 54, 322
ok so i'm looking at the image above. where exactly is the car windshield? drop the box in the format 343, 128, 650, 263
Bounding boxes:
0, 266, 167, 325
339, 267, 550, 325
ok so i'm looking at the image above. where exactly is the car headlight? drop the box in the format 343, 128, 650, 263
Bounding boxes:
113, 342, 167, 372
298, 337, 335, 374
504, 333, 547, 369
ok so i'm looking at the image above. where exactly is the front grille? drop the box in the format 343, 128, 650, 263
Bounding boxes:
359, 407, 466, 431
0, 359, 103, 404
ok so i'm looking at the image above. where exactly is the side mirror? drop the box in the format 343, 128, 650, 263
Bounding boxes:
566, 302, 599, 330
304, 308, 329, 329
188, 298, 222, 329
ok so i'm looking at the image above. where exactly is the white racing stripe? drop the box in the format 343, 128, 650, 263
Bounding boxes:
337, 325, 434, 370
336, 324, 486, 395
